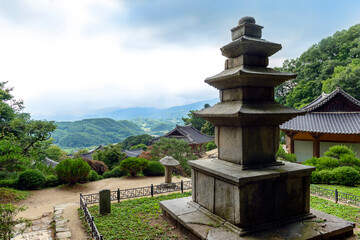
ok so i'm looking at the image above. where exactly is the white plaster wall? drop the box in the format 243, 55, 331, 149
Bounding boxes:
320, 142, 360, 158
294, 141, 313, 162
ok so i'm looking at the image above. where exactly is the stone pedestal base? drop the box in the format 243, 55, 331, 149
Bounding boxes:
159, 197, 355, 240
189, 159, 315, 228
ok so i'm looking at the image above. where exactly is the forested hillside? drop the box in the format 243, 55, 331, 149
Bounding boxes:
52, 118, 145, 149
275, 24, 360, 108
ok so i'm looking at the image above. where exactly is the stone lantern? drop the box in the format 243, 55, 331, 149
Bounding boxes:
160, 156, 179, 184
160, 17, 354, 239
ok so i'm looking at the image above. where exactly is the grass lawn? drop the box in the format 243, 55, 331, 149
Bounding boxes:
313, 184, 360, 196
0, 187, 29, 203
80, 191, 360, 240
80, 192, 191, 240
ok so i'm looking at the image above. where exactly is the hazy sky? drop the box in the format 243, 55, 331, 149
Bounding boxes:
1, 0, 360, 119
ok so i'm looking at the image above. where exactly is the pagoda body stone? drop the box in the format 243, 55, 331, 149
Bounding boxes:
159, 16, 355, 239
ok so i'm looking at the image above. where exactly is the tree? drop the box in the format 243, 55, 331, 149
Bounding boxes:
45, 145, 67, 161
149, 138, 196, 176
93, 144, 126, 169
121, 134, 153, 150
274, 24, 360, 108
182, 104, 214, 135
0, 82, 56, 173
55, 158, 90, 185
322, 59, 360, 99
0, 203, 31, 240
130, 144, 147, 151
120, 157, 148, 177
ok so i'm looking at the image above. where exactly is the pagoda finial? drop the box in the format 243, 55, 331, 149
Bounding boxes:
238, 16, 255, 25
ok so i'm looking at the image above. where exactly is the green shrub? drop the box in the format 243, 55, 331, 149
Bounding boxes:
339, 154, 360, 167
120, 157, 148, 176
0, 179, 18, 189
206, 141, 217, 151
103, 171, 112, 178
276, 146, 297, 162
317, 170, 334, 184
310, 171, 321, 184
18, 169, 46, 190
332, 166, 360, 186
110, 167, 126, 178
315, 157, 339, 171
55, 158, 91, 185
324, 145, 355, 159
303, 157, 318, 166
0, 203, 31, 239
45, 175, 60, 188
88, 170, 99, 182
143, 161, 165, 176
98, 175, 104, 180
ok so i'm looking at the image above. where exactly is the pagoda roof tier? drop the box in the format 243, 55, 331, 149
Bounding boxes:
205, 66, 297, 90
221, 36, 282, 58
194, 101, 305, 126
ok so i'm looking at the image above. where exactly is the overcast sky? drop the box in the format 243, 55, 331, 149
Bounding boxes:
1, 0, 360, 120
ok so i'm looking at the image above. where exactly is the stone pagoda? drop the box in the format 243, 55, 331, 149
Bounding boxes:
160, 17, 355, 239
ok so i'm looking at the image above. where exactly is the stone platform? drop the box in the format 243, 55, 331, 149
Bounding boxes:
160, 197, 355, 240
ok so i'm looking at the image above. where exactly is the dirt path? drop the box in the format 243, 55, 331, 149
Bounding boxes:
16, 176, 190, 239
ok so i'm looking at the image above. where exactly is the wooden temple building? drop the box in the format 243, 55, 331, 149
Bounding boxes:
280, 88, 360, 162
151, 124, 214, 152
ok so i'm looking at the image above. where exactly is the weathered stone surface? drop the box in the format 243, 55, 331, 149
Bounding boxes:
12, 230, 52, 240
190, 160, 315, 227
160, 197, 354, 239
195, 101, 304, 127
99, 189, 111, 215
57, 231, 71, 239
221, 36, 281, 58
160, 16, 355, 240
204, 66, 297, 89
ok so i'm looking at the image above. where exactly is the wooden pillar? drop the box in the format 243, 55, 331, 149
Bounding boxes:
310, 133, 322, 158
285, 131, 296, 154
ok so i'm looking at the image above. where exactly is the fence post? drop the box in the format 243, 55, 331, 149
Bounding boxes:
151, 184, 154, 197
335, 189, 338, 203
181, 180, 184, 193
117, 188, 120, 203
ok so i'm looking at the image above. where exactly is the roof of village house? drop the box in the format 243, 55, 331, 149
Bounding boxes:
301, 87, 360, 112
152, 124, 214, 144
280, 88, 360, 134
44, 157, 59, 168
122, 149, 143, 158
280, 113, 360, 134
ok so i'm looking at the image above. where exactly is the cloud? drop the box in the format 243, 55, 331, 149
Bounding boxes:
1, 0, 360, 120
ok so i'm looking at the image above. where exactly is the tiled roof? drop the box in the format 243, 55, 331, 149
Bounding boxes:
44, 157, 59, 168
165, 125, 214, 144
152, 124, 214, 144
302, 88, 360, 112
122, 149, 143, 158
280, 113, 360, 134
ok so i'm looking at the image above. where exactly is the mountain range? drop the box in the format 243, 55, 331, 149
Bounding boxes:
39, 98, 218, 121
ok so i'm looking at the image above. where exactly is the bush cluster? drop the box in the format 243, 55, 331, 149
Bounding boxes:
276, 146, 297, 162
143, 161, 165, 176
103, 166, 127, 178
18, 169, 46, 190
120, 157, 148, 177
305, 145, 360, 186
55, 158, 90, 185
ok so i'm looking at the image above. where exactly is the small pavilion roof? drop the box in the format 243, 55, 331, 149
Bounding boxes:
153, 124, 214, 144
